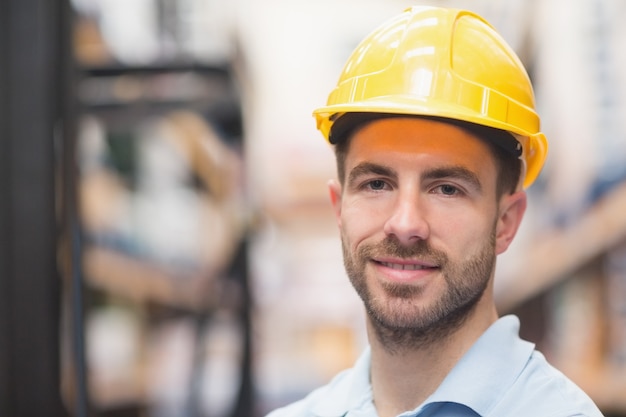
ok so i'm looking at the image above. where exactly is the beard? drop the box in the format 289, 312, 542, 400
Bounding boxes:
342, 231, 496, 353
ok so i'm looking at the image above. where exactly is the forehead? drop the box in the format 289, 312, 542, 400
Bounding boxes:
347, 117, 496, 168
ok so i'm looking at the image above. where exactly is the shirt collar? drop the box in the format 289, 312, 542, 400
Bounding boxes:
425, 315, 535, 415
311, 315, 535, 417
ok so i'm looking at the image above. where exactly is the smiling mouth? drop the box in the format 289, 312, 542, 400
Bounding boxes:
377, 261, 437, 271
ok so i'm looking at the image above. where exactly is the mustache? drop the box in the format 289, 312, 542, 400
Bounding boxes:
358, 236, 448, 264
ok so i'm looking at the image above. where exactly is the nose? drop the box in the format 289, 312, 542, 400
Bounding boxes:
383, 189, 430, 245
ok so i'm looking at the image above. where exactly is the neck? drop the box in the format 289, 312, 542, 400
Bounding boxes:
368, 299, 498, 417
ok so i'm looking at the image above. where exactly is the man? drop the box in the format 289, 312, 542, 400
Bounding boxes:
267, 6, 603, 417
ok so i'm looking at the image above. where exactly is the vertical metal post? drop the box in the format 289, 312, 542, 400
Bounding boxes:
0, 0, 71, 415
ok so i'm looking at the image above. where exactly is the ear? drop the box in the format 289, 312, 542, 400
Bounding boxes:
495, 190, 527, 255
328, 179, 343, 228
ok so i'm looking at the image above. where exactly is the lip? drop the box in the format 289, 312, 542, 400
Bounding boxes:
372, 257, 439, 282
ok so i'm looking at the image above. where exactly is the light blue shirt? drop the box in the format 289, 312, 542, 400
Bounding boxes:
266, 315, 604, 417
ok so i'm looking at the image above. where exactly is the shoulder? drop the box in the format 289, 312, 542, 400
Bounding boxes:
489, 350, 604, 417
263, 367, 358, 417
266, 347, 374, 417
264, 348, 373, 417
264, 386, 327, 417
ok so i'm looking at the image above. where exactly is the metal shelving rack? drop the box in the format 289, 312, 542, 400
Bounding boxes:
66, 19, 254, 417
1, 0, 253, 415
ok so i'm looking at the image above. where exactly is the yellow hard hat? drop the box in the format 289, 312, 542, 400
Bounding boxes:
313, 6, 548, 189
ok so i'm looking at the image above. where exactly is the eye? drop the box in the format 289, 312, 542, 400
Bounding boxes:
435, 184, 460, 196
367, 179, 388, 191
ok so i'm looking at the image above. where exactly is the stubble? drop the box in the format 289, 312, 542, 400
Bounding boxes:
343, 233, 496, 354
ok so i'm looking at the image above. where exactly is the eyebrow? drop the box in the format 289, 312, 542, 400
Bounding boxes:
422, 166, 483, 192
347, 162, 396, 186
346, 162, 483, 192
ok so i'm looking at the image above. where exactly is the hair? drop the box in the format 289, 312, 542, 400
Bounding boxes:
332, 114, 522, 198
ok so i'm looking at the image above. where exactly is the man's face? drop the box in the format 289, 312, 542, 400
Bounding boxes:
328, 117, 525, 347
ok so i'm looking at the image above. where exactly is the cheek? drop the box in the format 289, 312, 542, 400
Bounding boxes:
340, 199, 388, 247
433, 206, 496, 251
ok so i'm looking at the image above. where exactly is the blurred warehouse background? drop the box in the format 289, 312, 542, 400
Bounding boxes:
2, 0, 626, 416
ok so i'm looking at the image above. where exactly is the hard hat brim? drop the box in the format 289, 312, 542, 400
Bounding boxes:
314, 98, 547, 189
